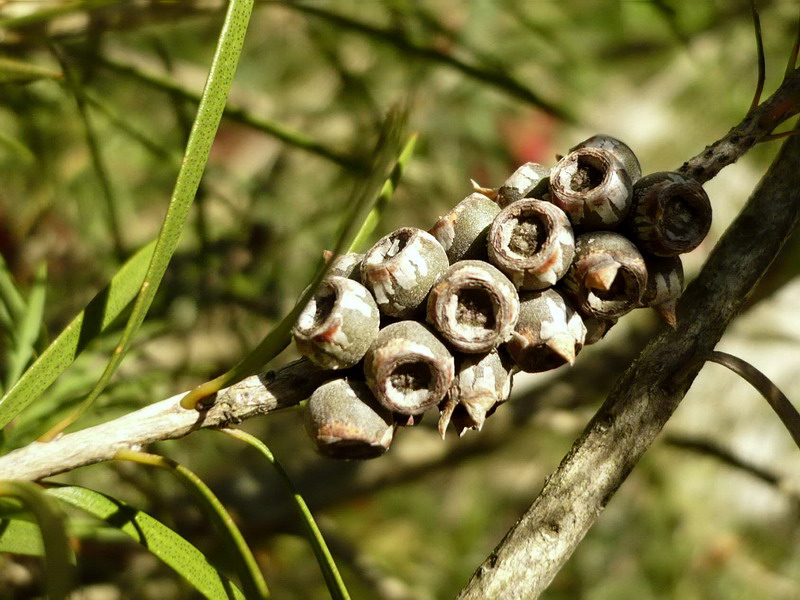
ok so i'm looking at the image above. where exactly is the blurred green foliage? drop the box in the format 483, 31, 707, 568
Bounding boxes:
1, 1, 799, 598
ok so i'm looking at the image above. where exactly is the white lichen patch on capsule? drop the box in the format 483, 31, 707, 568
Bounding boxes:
338, 284, 376, 317
430, 212, 456, 251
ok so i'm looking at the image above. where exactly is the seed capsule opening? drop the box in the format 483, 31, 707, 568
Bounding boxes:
508, 215, 547, 257
455, 287, 496, 332
662, 190, 706, 245
296, 283, 337, 334
568, 154, 605, 192
372, 229, 411, 262
386, 360, 434, 410
586, 267, 640, 314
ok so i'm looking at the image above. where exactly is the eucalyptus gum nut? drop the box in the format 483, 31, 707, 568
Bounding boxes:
506, 288, 586, 373
487, 199, 575, 290
438, 349, 515, 438
429, 193, 500, 263
362, 227, 449, 318
549, 147, 633, 229
496, 162, 550, 208
323, 251, 364, 282
560, 231, 648, 320
304, 378, 394, 460
570, 134, 642, 182
583, 315, 618, 345
526, 176, 550, 200
626, 171, 712, 256
426, 260, 519, 353
640, 254, 684, 327
364, 320, 455, 416
293, 276, 380, 370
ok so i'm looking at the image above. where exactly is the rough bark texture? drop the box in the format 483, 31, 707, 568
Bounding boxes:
0, 359, 330, 481
456, 131, 800, 599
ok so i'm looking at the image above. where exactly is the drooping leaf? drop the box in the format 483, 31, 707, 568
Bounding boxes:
0, 56, 61, 84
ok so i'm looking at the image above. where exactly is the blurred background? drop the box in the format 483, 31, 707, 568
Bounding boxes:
1, 1, 799, 598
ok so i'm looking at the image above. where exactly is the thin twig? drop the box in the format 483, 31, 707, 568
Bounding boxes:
749, 0, 766, 113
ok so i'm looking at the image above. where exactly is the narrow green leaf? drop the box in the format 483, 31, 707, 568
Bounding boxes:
47, 485, 245, 600
0, 0, 120, 28
0, 240, 156, 431
0, 56, 62, 84
114, 450, 269, 599
0, 129, 35, 164
180, 106, 407, 409
0, 517, 44, 556
219, 428, 351, 600
0, 481, 73, 599
47, 0, 256, 435
0, 253, 26, 323
4, 263, 47, 390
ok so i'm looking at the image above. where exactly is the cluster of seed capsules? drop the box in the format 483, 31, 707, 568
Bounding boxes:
294, 134, 712, 459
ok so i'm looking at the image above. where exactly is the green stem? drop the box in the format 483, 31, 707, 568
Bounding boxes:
218, 428, 351, 600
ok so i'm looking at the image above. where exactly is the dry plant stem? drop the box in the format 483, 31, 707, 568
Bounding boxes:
0, 359, 329, 481
457, 130, 800, 599
678, 67, 800, 184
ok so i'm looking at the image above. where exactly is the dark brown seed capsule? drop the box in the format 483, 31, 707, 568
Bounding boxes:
506, 288, 586, 372
429, 193, 500, 263
496, 162, 550, 208
293, 276, 380, 370
322, 251, 364, 281
570, 134, 642, 182
549, 147, 633, 229
438, 349, 515, 438
426, 260, 520, 354
627, 171, 712, 256
487, 199, 575, 290
640, 254, 684, 327
362, 227, 449, 318
583, 315, 618, 345
364, 320, 455, 416
560, 231, 647, 320
305, 378, 394, 459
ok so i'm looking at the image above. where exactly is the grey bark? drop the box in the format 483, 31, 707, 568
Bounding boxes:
456, 129, 800, 599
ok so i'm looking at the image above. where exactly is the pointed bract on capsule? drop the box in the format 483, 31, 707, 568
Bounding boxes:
583, 315, 618, 345
560, 231, 648, 320
364, 320, 455, 416
438, 349, 515, 438
626, 171, 712, 256
570, 134, 642, 182
305, 378, 394, 460
496, 162, 550, 208
549, 147, 633, 229
426, 260, 520, 354
506, 288, 587, 373
429, 193, 500, 263
487, 199, 575, 290
640, 254, 684, 327
362, 227, 449, 318
293, 276, 380, 370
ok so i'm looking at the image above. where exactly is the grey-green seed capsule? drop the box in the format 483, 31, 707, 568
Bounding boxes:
426, 260, 520, 353
362, 227, 449, 318
640, 254, 684, 327
626, 171, 712, 256
549, 147, 633, 229
293, 276, 380, 370
429, 192, 500, 263
487, 199, 575, 290
560, 231, 648, 320
507, 288, 586, 373
497, 162, 550, 208
305, 378, 394, 460
364, 320, 455, 416
438, 349, 515, 438
570, 134, 642, 182
323, 251, 364, 281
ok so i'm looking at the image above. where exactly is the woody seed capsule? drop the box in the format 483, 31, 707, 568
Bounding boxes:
438, 349, 515, 438
560, 231, 648, 320
426, 260, 519, 353
429, 192, 500, 263
583, 315, 617, 345
626, 171, 712, 256
364, 320, 455, 416
570, 134, 642, 182
323, 251, 364, 281
362, 227, 449, 318
506, 288, 586, 372
496, 162, 550, 208
305, 378, 394, 460
549, 147, 633, 229
293, 276, 380, 370
640, 254, 684, 327
487, 198, 575, 290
